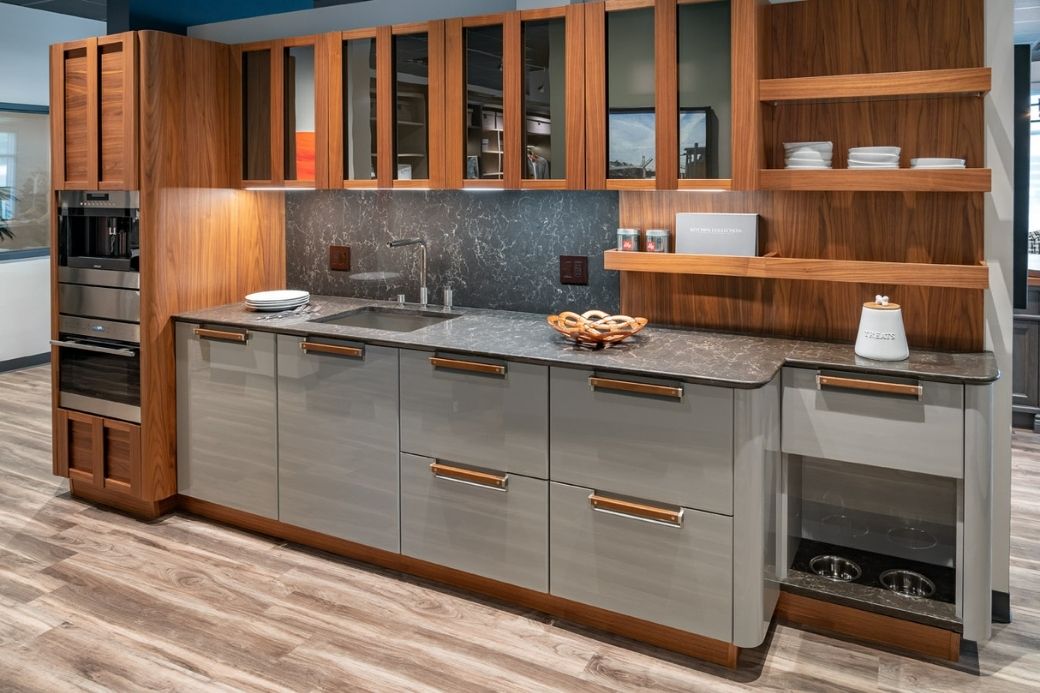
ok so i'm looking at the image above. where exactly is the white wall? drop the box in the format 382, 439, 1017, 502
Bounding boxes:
0, 4, 104, 364
985, 0, 1014, 598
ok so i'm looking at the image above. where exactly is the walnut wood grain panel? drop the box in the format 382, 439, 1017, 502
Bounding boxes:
324, 33, 343, 189
760, 67, 992, 102
503, 12, 523, 189
759, 168, 991, 193
97, 33, 138, 190
179, 494, 741, 668
375, 26, 394, 188
270, 40, 285, 185
313, 34, 332, 189
56, 39, 97, 189
617, 190, 984, 350
426, 21, 447, 188
775, 591, 960, 662
730, 0, 763, 190
444, 18, 465, 188
584, 2, 606, 189
654, 0, 677, 190
767, 0, 984, 79
564, 4, 586, 189
763, 96, 985, 171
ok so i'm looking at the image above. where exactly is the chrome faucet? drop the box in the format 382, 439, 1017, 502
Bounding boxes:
387, 237, 428, 307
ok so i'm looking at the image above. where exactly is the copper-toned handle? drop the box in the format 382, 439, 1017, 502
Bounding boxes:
300, 341, 363, 359
193, 327, 249, 343
589, 376, 683, 400
589, 494, 684, 527
816, 374, 922, 399
430, 462, 509, 490
429, 356, 506, 376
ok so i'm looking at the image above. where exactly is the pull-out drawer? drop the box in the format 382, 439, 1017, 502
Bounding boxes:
549, 367, 733, 514
782, 367, 964, 478
550, 481, 733, 641
400, 349, 548, 479
277, 336, 400, 552
400, 453, 548, 592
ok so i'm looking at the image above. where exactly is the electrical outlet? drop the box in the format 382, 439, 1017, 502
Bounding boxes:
329, 245, 351, 271
560, 255, 588, 285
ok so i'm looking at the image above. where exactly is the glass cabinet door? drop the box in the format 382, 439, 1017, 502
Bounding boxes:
393, 32, 431, 182
521, 16, 566, 183
283, 42, 316, 184
242, 47, 273, 182
678, 0, 731, 181
605, 6, 655, 184
463, 23, 505, 185
342, 35, 378, 183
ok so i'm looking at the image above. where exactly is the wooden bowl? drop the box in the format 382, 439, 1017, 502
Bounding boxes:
547, 310, 648, 347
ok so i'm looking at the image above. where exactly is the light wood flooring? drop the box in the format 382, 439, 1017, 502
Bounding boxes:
1, 365, 1038, 692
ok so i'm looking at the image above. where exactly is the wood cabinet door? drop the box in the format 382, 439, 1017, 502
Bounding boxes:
97, 33, 138, 190
51, 38, 98, 190
55, 409, 142, 497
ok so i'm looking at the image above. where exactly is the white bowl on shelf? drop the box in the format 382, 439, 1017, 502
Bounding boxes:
910, 158, 966, 168
784, 141, 833, 151
846, 151, 899, 163
786, 153, 833, 163
849, 146, 901, 156
848, 158, 900, 166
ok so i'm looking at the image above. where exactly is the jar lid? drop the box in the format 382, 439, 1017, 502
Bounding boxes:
864, 294, 900, 310
617, 229, 639, 236
646, 229, 669, 237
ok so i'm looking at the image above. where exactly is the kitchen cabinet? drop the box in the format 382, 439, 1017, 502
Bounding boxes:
1012, 319, 1039, 413
50, 33, 138, 190
400, 349, 548, 479
176, 324, 278, 518
277, 336, 400, 551
54, 408, 141, 497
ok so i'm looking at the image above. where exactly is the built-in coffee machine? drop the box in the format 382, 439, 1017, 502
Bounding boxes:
52, 191, 141, 423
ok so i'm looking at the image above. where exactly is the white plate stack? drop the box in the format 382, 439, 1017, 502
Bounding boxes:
783, 141, 833, 169
848, 146, 901, 169
910, 157, 966, 170
245, 289, 311, 312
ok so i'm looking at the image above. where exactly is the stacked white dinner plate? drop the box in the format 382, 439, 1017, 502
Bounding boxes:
784, 141, 833, 169
910, 157, 966, 170
245, 289, 310, 312
848, 146, 900, 169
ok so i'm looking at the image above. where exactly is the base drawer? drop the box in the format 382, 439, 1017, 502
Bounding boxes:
549, 481, 733, 641
401, 453, 548, 592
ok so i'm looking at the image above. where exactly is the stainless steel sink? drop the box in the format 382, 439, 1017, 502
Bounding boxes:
311, 306, 460, 332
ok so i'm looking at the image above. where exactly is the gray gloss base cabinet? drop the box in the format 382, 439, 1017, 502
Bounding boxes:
176, 324, 278, 518
277, 336, 400, 552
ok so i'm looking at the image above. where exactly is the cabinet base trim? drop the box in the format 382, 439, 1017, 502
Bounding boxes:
177, 494, 740, 668
775, 591, 961, 662
70, 479, 177, 520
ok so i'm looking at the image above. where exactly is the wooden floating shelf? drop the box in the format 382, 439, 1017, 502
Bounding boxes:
759, 67, 992, 102
603, 250, 990, 290
758, 168, 991, 193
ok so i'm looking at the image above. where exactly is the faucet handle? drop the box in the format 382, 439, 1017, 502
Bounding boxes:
443, 287, 453, 310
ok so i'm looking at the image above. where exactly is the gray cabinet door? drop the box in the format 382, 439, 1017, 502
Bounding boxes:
400, 349, 548, 479
549, 481, 733, 641
400, 453, 548, 592
277, 336, 400, 551
549, 367, 734, 515
1012, 319, 1039, 409
176, 323, 277, 518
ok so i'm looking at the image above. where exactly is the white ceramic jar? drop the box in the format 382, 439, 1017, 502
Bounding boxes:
854, 295, 909, 361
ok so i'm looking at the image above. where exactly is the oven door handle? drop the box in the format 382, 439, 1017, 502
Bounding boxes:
50, 339, 137, 358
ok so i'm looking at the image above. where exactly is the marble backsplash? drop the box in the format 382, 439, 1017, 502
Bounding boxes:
285, 190, 620, 314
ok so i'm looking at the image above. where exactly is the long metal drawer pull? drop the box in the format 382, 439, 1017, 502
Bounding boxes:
429, 356, 506, 376
589, 376, 683, 400
300, 341, 363, 359
193, 327, 249, 343
816, 374, 922, 399
589, 494, 684, 527
430, 462, 509, 491
49, 339, 136, 358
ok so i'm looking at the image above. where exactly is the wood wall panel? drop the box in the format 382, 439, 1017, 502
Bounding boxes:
617, 190, 984, 350
767, 0, 984, 79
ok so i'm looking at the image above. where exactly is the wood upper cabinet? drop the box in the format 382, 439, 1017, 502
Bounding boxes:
54, 408, 142, 498
50, 33, 138, 190
233, 34, 332, 188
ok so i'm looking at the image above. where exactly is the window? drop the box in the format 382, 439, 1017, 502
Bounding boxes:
0, 107, 49, 256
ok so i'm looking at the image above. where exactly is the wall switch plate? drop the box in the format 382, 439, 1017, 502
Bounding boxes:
329, 245, 351, 271
560, 255, 588, 285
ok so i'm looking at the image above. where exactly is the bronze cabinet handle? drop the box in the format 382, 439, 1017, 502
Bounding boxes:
588, 376, 683, 400
300, 341, 363, 359
816, 374, 922, 399
429, 356, 506, 376
430, 462, 509, 490
589, 493, 684, 527
193, 327, 249, 343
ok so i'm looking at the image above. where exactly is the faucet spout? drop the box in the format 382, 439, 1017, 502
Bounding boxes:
387, 237, 428, 307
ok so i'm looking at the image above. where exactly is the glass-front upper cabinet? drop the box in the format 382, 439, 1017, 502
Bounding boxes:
459, 18, 509, 187
283, 39, 318, 186
677, 0, 731, 185
239, 44, 274, 184
520, 5, 585, 189
333, 29, 380, 187
391, 22, 446, 188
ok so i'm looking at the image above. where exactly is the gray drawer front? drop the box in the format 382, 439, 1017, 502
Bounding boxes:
277, 336, 400, 552
782, 367, 964, 478
400, 453, 548, 592
400, 349, 548, 479
549, 482, 733, 641
549, 367, 734, 514
176, 324, 277, 518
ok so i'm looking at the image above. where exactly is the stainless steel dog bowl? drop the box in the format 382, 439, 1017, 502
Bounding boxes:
879, 569, 935, 598
810, 555, 862, 582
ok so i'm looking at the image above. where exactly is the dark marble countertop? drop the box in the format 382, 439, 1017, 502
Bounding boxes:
174, 296, 1000, 388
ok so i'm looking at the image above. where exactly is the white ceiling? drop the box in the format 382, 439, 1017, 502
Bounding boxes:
1017, 0, 1040, 47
